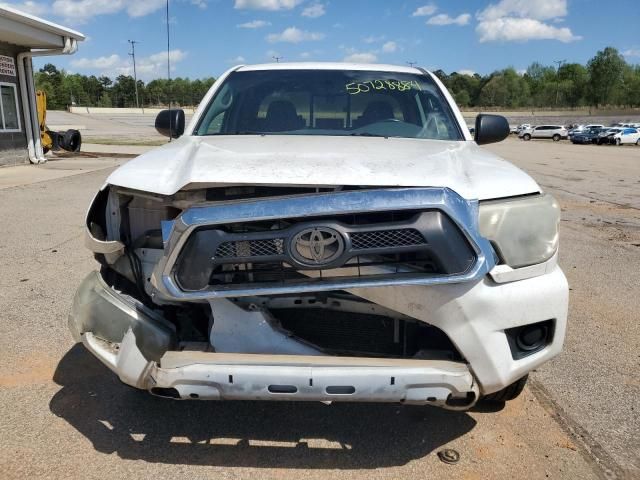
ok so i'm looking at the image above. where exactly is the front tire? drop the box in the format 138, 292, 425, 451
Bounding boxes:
523, 134, 531, 141
552, 134, 561, 142
481, 375, 528, 403
615, 138, 621, 146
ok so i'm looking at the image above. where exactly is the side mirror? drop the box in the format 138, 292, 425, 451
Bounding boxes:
474, 114, 509, 145
155, 109, 185, 138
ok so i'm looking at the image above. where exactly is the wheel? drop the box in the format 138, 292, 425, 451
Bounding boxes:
481, 375, 528, 403
62, 129, 82, 152
523, 134, 531, 141
615, 138, 621, 146
552, 134, 561, 142
636, 139, 640, 146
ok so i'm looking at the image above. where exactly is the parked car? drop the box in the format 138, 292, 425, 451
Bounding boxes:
571, 127, 605, 144
596, 128, 623, 145
568, 124, 604, 139
519, 125, 568, 141
515, 123, 531, 135
611, 127, 640, 145
69, 63, 567, 410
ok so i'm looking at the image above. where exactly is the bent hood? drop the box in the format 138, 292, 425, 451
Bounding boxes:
106, 135, 540, 200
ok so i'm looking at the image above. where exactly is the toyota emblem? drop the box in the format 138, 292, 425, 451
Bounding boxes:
291, 227, 345, 266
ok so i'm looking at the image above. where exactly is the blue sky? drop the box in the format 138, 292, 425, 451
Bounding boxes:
3, 0, 639, 80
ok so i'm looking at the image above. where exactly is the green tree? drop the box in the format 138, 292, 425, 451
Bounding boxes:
587, 47, 626, 106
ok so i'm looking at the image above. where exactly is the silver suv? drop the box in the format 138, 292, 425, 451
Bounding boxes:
519, 125, 568, 141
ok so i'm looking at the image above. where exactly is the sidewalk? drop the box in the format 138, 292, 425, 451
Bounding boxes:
81, 143, 154, 155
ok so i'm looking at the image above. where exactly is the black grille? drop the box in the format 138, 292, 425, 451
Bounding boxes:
175, 210, 477, 291
215, 238, 285, 258
350, 229, 426, 250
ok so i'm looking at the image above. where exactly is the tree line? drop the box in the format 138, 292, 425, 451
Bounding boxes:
35, 64, 216, 110
436, 47, 640, 109
35, 47, 640, 110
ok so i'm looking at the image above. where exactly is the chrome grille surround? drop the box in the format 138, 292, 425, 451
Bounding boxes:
150, 188, 496, 301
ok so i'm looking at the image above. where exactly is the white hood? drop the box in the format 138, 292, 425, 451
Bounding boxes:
106, 135, 540, 200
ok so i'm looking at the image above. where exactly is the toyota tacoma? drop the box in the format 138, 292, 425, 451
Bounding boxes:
69, 63, 568, 410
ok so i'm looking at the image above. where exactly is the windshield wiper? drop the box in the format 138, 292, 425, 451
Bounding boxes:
349, 132, 387, 138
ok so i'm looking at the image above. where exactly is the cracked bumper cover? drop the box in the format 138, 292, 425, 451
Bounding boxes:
69, 272, 479, 407
69, 261, 567, 402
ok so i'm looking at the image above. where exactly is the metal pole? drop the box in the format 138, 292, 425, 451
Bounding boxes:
128, 39, 140, 109
553, 59, 566, 106
166, 0, 172, 141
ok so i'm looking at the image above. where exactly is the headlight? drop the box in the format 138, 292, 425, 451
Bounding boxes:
479, 194, 560, 269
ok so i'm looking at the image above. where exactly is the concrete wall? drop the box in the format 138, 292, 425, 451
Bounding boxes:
0, 41, 28, 167
69, 106, 198, 115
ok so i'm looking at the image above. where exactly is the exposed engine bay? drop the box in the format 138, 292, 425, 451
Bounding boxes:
88, 185, 464, 364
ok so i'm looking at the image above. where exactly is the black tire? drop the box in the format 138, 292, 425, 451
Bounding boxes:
636, 139, 640, 146
523, 134, 531, 141
62, 129, 82, 152
615, 138, 621, 146
552, 134, 561, 142
481, 375, 528, 403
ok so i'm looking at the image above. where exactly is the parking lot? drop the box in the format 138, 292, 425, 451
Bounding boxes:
0, 134, 638, 479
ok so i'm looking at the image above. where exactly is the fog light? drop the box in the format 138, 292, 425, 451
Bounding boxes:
516, 325, 547, 351
505, 320, 554, 359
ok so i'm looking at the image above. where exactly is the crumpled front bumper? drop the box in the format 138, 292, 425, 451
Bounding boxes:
69, 271, 479, 409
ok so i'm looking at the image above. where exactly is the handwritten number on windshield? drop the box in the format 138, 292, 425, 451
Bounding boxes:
345, 80, 421, 95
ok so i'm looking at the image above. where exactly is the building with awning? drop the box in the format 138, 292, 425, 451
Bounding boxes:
0, 5, 84, 166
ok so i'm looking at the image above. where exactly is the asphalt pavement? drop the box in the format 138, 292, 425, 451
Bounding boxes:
0, 138, 638, 479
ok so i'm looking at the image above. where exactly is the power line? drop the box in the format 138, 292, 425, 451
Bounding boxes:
128, 39, 140, 109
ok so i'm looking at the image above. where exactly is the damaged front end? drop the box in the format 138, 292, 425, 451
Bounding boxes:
70, 184, 566, 409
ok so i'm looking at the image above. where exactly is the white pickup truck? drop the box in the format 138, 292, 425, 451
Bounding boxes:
69, 63, 568, 410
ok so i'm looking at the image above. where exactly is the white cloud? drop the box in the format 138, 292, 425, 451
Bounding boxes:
477, 17, 580, 43
301, 3, 325, 18
457, 69, 476, 76
234, 0, 302, 10
267, 27, 324, 43
382, 41, 397, 53
426, 13, 470, 26
363, 35, 385, 44
0, 1, 47, 16
476, 0, 580, 43
237, 19, 271, 28
343, 52, 377, 63
70, 49, 188, 80
190, 0, 207, 8
51, 0, 167, 22
71, 54, 121, 70
623, 49, 640, 58
412, 3, 437, 17
230, 55, 246, 63
478, 0, 567, 21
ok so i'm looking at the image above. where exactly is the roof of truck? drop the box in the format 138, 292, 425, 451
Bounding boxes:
236, 62, 426, 74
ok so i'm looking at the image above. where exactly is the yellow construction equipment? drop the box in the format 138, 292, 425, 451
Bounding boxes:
36, 90, 81, 153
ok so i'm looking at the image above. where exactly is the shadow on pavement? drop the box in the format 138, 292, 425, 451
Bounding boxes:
50, 344, 477, 469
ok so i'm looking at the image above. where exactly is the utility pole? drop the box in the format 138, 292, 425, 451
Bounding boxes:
128, 39, 140, 109
553, 59, 566, 106
406, 61, 417, 68
272, 56, 283, 63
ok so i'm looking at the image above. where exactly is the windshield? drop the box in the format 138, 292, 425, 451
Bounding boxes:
194, 69, 463, 140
